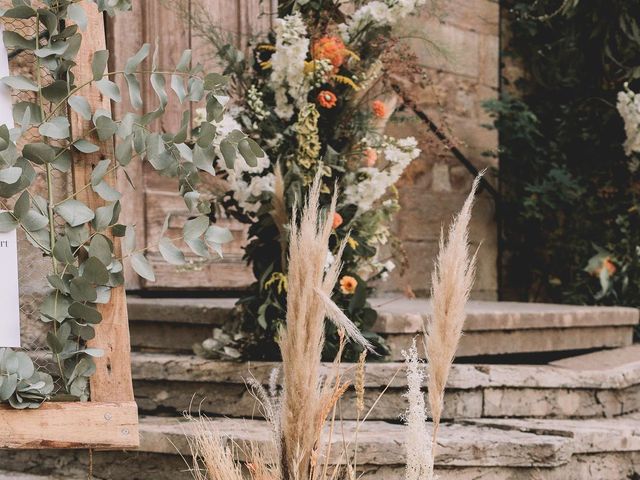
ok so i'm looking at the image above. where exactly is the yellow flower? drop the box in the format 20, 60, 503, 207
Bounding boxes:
265, 272, 288, 294
340, 275, 358, 295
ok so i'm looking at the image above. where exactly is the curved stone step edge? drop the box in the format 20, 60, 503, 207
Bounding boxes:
130, 347, 640, 391
371, 299, 639, 333
137, 415, 572, 468
127, 297, 640, 332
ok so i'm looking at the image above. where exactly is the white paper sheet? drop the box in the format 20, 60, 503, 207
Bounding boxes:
0, 23, 12, 129
0, 228, 20, 347
0, 24, 21, 348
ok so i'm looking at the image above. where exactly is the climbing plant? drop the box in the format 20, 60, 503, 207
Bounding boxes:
0, 0, 262, 408
487, 0, 640, 306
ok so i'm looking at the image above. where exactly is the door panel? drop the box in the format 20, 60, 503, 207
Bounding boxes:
107, 0, 274, 290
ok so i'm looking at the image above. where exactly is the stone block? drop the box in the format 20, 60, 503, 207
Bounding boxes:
436, 0, 499, 36
409, 19, 480, 79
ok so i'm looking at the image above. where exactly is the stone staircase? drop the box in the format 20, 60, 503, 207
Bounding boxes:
0, 297, 639, 479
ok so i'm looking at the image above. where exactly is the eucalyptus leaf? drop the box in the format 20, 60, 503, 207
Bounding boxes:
74, 139, 100, 154
55, 199, 95, 227
158, 237, 185, 265
70, 277, 98, 303
82, 257, 110, 285
183, 216, 209, 240
0, 166, 21, 184
131, 252, 155, 281
92, 50, 109, 80
39, 116, 70, 140
69, 302, 102, 324
89, 234, 113, 266
96, 78, 121, 102
1, 75, 38, 92
171, 74, 187, 103
124, 43, 150, 74
68, 95, 92, 120
205, 225, 234, 245
67, 3, 88, 30
0, 212, 18, 232
22, 142, 55, 164
219, 139, 236, 169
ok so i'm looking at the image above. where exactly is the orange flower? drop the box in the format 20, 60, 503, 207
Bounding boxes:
363, 148, 377, 167
332, 212, 343, 229
317, 90, 338, 109
592, 256, 617, 277
372, 100, 386, 118
340, 275, 358, 295
313, 36, 347, 70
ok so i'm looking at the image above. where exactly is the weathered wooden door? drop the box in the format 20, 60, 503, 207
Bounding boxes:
107, 0, 274, 290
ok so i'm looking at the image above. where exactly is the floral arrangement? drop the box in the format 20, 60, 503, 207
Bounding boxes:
185, 0, 429, 359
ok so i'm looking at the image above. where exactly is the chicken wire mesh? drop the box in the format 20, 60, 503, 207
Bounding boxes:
4, 13, 72, 394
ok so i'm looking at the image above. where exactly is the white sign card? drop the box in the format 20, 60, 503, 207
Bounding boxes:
0, 228, 20, 347
0, 23, 21, 348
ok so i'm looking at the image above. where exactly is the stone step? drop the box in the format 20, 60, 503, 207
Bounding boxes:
1, 415, 638, 479
131, 346, 640, 420
127, 296, 639, 359
0, 473, 63, 480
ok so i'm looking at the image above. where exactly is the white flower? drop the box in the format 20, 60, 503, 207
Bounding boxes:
340, 0, 426, 43
342, 136, 420, 214
617, 86, 640, 156
270, 13, 310, 120
324, 250, 335, 271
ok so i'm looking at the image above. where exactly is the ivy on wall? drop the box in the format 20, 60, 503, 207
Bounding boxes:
486, 0, 640, 306
0, 0, 261, 408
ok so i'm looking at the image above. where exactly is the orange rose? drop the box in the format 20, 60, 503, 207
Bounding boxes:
372, 100, 386, 118
332, 212, 343, 229
363, 148, 377, 167
340, 275, 358, 294
313, 36, 347, 71
317, 90, 338, 109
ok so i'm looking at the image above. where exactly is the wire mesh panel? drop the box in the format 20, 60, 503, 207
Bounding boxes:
3, 13, 71, 396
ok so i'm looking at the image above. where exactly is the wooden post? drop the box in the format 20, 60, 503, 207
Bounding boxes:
69, 2, 135, 403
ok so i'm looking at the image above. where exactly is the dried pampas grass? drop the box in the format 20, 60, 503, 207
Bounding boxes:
404, 172, 482, 480
280, 171, 370, 480
185, 416, 244, 480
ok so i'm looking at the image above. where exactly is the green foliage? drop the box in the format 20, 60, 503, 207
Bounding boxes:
487, 0, 640, 305
0, 0, 260, 407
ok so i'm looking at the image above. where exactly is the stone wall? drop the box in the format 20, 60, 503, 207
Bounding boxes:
381, 0, 499, 299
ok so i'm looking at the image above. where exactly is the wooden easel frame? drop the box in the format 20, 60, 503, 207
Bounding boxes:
0, 3, 139, 450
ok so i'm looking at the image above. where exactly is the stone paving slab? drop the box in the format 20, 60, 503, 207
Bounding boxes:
137, 416, 572, 468
127, 297, 639, 358
0, 473, 63, 480
127, 297, 640, 331
466, 415, 640, 454
130, 350, 640, 390
551, 344, 640, 371
130, 350, 640, 421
